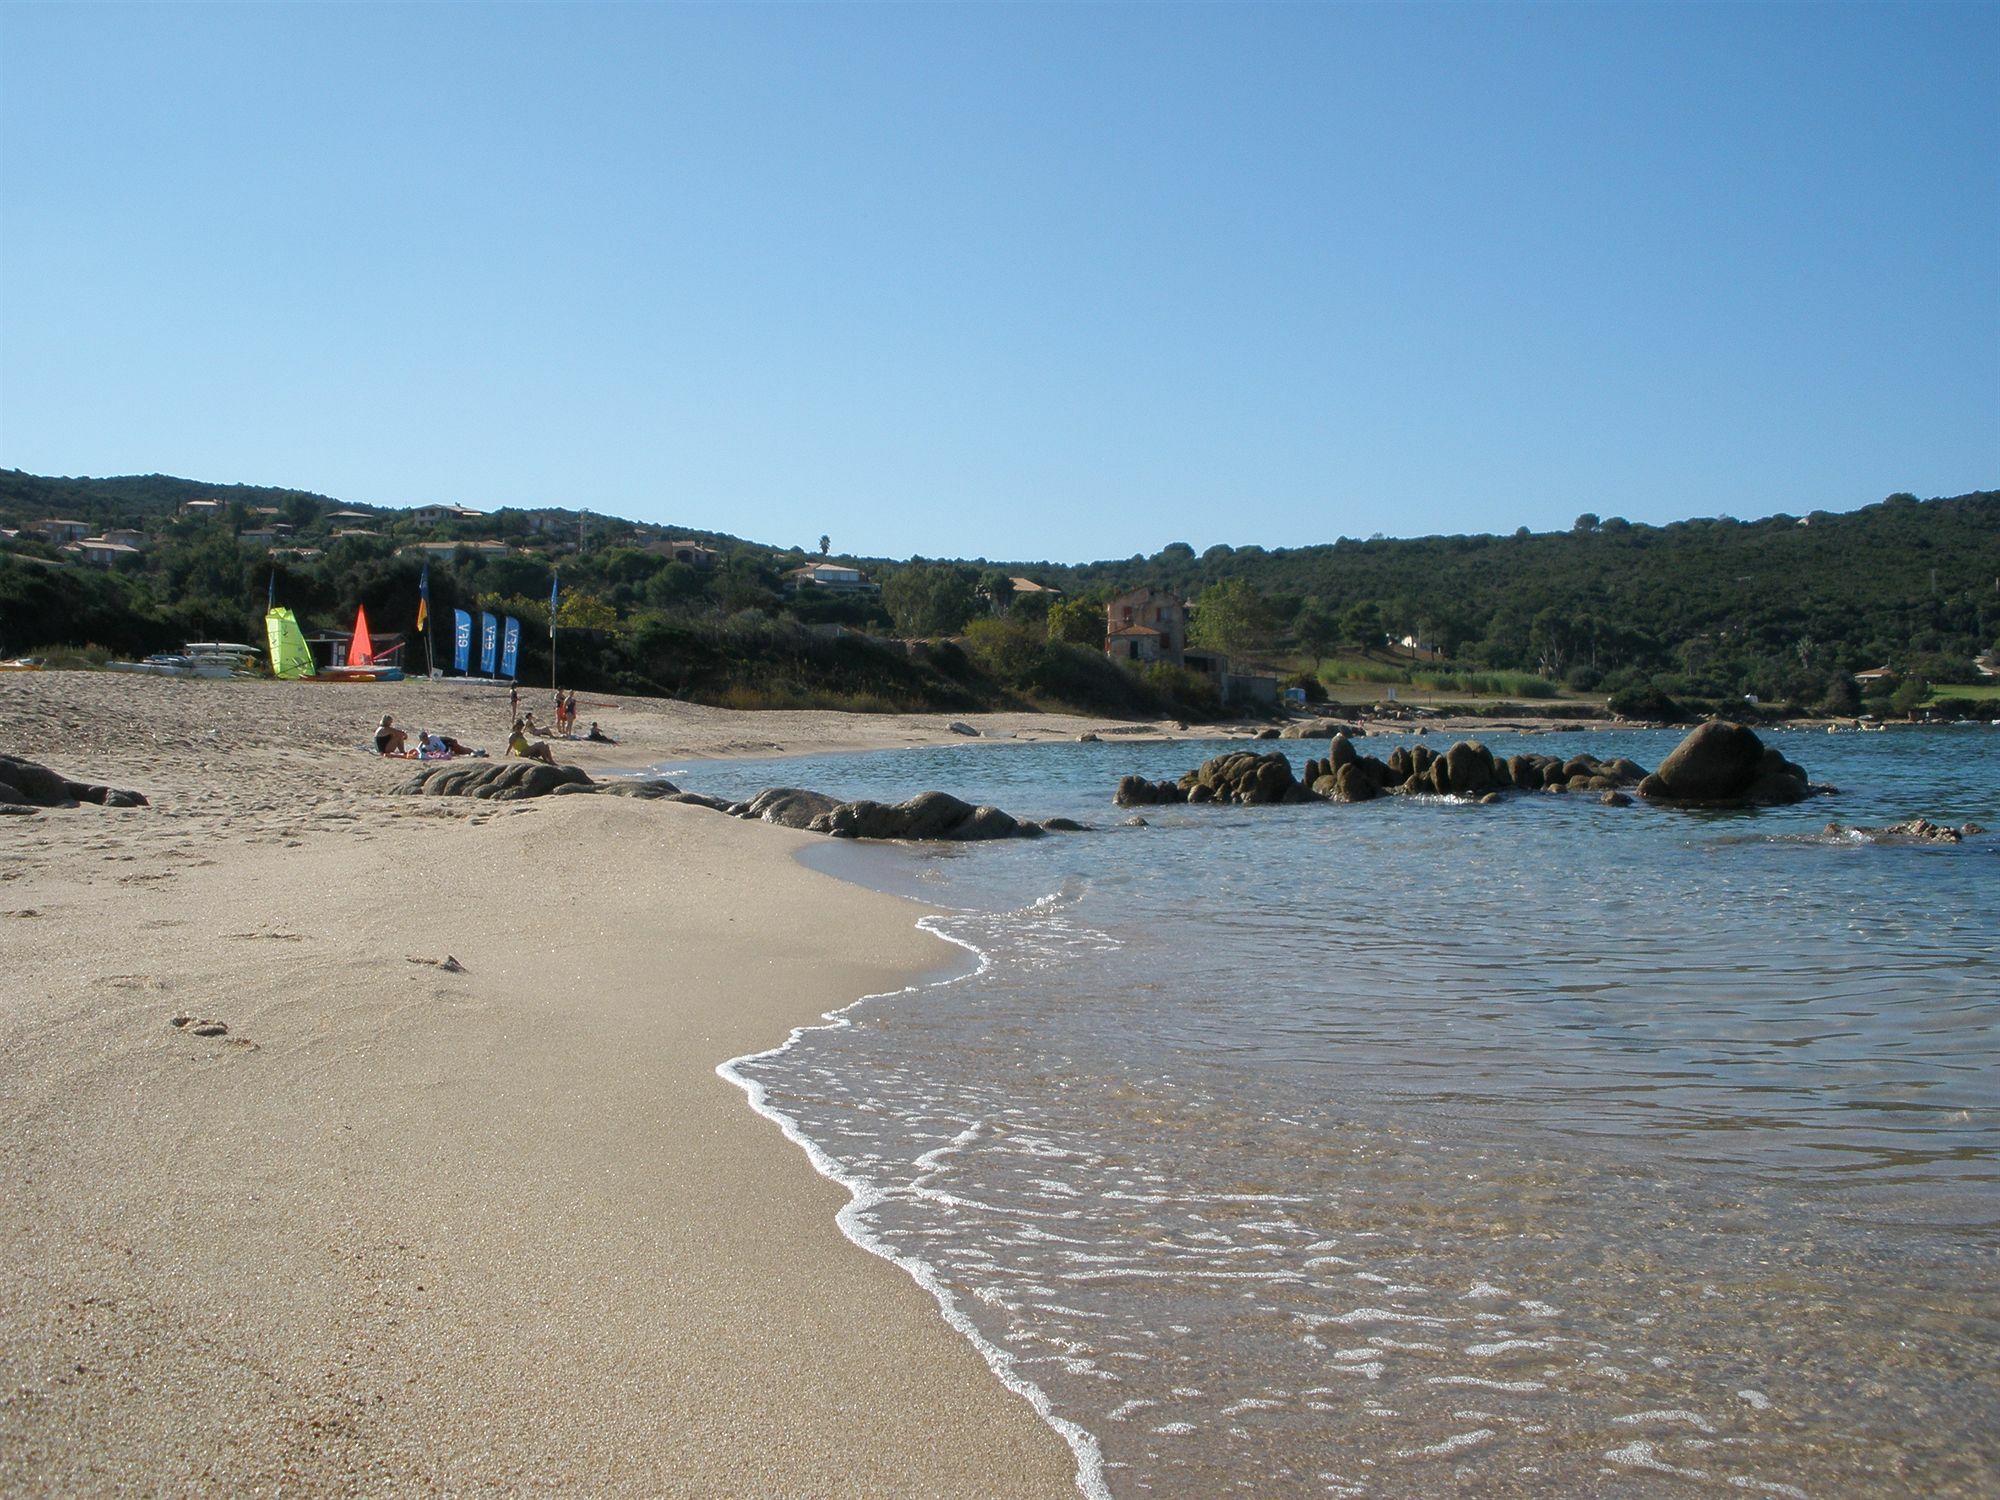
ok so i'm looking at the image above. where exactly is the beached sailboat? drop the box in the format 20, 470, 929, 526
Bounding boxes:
296, 604, 406, 682
108, 641, 265, 679
265, 608, 316, 679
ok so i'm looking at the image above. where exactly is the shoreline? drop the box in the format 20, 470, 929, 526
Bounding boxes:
717, 917, 1110, 1500
0, 672, 1083, 1495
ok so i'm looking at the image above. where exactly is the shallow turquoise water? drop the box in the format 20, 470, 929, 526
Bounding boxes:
665, 727, 1999, 1497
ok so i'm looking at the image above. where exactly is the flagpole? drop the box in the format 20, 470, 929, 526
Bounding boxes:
418, 563, 435, 678
549, 570, 559, 692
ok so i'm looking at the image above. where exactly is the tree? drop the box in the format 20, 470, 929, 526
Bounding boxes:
1292, 597, 1340, 669
818, 535, 830, 557
1340, 599, 1385, 653
979, 570, 1017, 615
1189, 578, 1271, 659
1047, 595, 1105, 648
882, 563, 979, 637
1573, 513, 1600, 534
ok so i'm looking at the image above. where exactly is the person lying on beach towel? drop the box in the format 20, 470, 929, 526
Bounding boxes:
507, 718, 558, 765
417, 731, 484, 760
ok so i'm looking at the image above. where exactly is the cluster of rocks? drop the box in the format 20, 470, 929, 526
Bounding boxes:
0, 753, 148, 814
391, 760, 1079, 841
1116, 722, 1818, 811
731, 787, 1081, 840
1826, 817, 1986, 845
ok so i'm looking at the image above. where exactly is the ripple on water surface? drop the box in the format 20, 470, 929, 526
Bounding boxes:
712, 730, 2000, 1496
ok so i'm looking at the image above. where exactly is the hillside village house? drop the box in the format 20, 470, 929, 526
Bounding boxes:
100, 528, 148, 548
785, 562, 875, 593
1105, 586, 1187, 665
178, 498, 224, 519
409, 504, 486, 526
986, 576, 1062, 612
33, 519, 91, 544
68, 538, 144, 566
666, 540, 714, 568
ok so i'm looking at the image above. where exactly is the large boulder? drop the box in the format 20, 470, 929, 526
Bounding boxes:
1638, 722, 1809, 805
736, 787, 846, 828
1332, 761, 1382, 802
395, 761, 593, 800
0, 753, 147, 811
1279, 718, 1366, 740
1115, 774, 1184, 807
1439, 740, 1499, 795
810, 790, 1022, 841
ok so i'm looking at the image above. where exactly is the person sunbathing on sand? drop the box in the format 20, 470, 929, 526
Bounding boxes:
508, 718, 558, 765
585, 721, 616, 744
374, 715, 409, 756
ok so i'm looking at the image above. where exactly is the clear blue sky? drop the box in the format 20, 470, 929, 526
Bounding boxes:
2, 2, 1993, 564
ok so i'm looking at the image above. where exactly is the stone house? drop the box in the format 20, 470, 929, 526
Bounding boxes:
1105, 587, 1186, 666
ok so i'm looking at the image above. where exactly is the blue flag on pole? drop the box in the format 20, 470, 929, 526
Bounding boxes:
416, 562, 430, 633
549, 572, 559, 637
267, 570, 276, 609
452, 610, 472, 673
500, 617, 521, 679
479, 612, 499, 676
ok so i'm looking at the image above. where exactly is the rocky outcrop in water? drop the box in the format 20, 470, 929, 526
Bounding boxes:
1115, 722, 1815, 811
1636, 721, 1811, 805
1826, 817, 1985, 844
394, 764, 1072, 840
1117, 750, 1314, 807
0, 753, 147, 813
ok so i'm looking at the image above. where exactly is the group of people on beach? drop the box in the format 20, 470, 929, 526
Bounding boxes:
373, 686, 616, 767
373, 715, 481, 761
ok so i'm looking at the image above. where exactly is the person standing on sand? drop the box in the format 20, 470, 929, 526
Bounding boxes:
509, 684, 519, 720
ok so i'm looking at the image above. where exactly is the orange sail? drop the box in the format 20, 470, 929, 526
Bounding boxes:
349, 605, 375, 667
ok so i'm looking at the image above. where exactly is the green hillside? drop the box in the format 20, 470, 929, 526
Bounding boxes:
3, 469, 1994, 719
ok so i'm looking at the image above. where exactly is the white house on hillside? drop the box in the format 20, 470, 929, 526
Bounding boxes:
786, 562, 874, 593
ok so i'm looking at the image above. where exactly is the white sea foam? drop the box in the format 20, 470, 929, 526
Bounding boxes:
716, 910, 1110, 1500
1395, 1428, 1497, 1459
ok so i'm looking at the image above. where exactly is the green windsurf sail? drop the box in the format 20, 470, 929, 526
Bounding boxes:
265, 607, 316, 679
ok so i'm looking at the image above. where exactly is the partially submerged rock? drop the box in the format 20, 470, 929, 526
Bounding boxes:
1826, 817, 1984, 845
1115, 722, 1812, 811
806, 790, 1025, 840
0, 753, 147, 811
1637, 722, 1810, 806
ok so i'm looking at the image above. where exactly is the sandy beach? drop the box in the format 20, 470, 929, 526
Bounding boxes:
0, 672, 1138, 1496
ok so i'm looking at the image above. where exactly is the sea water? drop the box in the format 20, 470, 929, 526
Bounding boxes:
660, 727, 1998, 1497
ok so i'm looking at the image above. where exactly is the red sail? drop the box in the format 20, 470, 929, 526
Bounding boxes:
349, 605, 375, 667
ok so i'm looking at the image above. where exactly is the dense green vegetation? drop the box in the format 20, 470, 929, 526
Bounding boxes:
4, 468, 1994, 720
